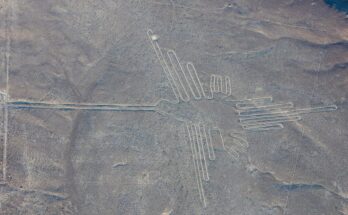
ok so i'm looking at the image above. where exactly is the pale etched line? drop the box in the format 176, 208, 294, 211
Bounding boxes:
5, 2, 11, 98
185, 62, 203, 100
148, 30, 215, 103
239, 110, 292, 118
311, 51, 325, 99
209, 74, 233, 97
6, 100, 158, 107
151, 53, 181, 102
166, 50, 191, 102
163, 50, 234, 101
209, 75, 215, 97
186, 62, 212, 99
195, 123, 209, 181
240, 105, 336, 125
172, 1, 229, 13
236, 97, 273, 104
216, 75, 223, 93
3, 102, 8, 182
225, 76, 232, 96
244, 123, 284, 131
186, 124, 204, 203
226, 96, 273, 103
236, 102, 293, 110
112, 161, 128, 168
204, 46, 275, 57
152, 40, 181, 103
190, 124, 206, 184
229, 133, 249, 154
4, 101, 158, 112
237, 103, 294, 115
6, 104, 156, 112
283, 130, 303, 215
208, 74, 233, 97
239, 108, 296, 117
239, 104, 337, 121
211, 75, 218, 93
186, 123, 206, 207
224, 132, 249, 155
22, 124, 31, 189
2, 0, 12, 182
242, 121, 299, 131
239, 113, 301, 122
223, 76, 228, 95
189, 124, 205, 184
215, 127, 239, 160
237, 103, 293, 111
241, 115, 302, 126
240, 113, 299, 123
138, 0, 229, 14
294, 105, 337, 115
192, 124, 209, 181
240, 113, 301, 122
201, 124, 215, 161
147, 29, 180, 103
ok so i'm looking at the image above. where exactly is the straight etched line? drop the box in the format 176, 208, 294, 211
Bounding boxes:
153, 44, 184, 102
2, 105, 8, 182
215, 127, 239, 160
186, 62, 212, 99
238, 106, 294, 116
241, 116, 301, 127
5, 2, 11, 98
211, 75, 218, 92
201, 124, 215, 161
239, 109, 296, 117
185, 62, 204, 100
239, 114, 301, 123
216, 75, 222, 93
209, 75, 215, 98
185, 125, 202, 200
6, 100, 157, 107
243, 123, 284, 131
191, 124, 207, 183
226, 96, 273, 104
167, 50, 191, 101
293, 105, 337, 115
236, 102, 293, 110
196, 123, 209, 181
153, 41, 181, 102
5, 103, 157, 112
23, 124, 31, 188
3, 0, 12, 182
186, 124, 206, 207
225, 76, 231, 96
147, 29, 180, 103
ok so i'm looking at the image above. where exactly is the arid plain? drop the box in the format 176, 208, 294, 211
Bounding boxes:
0, 0, 348, 214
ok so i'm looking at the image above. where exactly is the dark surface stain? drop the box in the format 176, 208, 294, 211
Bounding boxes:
273, 183, 324, 192
325, 0, 348, 14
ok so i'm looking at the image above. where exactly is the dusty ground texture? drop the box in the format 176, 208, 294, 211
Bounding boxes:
0, 0, 348, 214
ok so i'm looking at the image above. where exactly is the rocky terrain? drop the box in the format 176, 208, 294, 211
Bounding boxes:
0, 0, 347, 214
